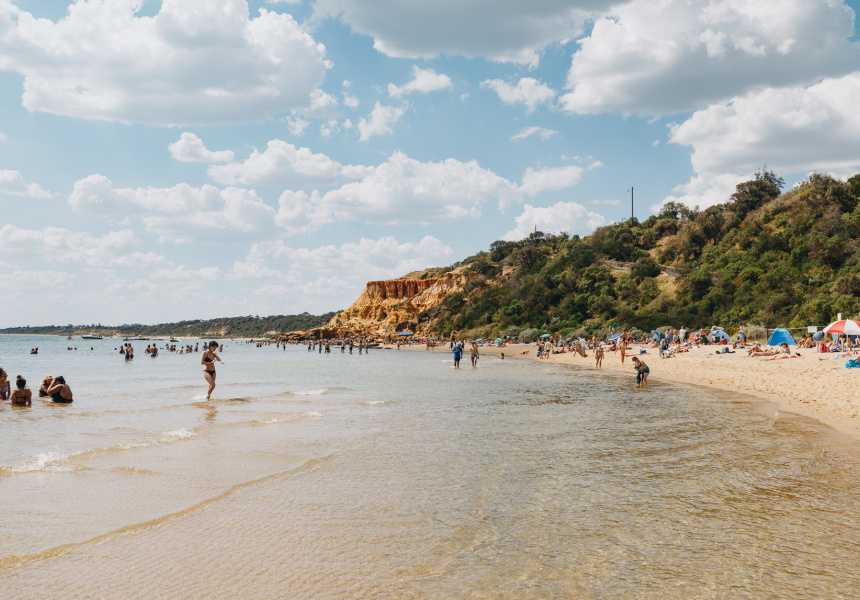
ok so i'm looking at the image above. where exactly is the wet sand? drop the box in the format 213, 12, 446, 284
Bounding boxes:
386, 343, 860, 438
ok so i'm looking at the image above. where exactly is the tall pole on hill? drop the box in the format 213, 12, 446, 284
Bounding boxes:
628, 187, 634, 220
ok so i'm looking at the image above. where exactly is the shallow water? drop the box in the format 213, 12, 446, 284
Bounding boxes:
1, 335, 859, 598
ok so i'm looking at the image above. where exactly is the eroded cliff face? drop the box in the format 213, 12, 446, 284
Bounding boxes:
323, 269, 477, 337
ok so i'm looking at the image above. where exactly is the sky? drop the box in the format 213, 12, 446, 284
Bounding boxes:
2, 0, 860, 327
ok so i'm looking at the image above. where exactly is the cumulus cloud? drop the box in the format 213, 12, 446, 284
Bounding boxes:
169, 133, 235, 163
671, 71, 860, 177
658, 70, 860, 209
561, 0, 860, 115
388, 66, 452, 97
0, 0, 329, 125
342, 94, 359, 108
248, 235, 453, 281
481, 78, 556, 113
286, 116, 310, 136
511, 126, 558, 141
0, 169, 51, 197
68, 175, 277, 242
655, 173, 748, 211
11, 269, 74, 289
0, 225, 141, 266
207, 139, 341, 186
275, 151, 520, 233
503, 202, 607, 241
519, 165, 586, 196
313, 0, 613, 66
358, 101, 407, 140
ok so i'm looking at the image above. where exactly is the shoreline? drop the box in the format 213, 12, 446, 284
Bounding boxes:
383, 342, 860, 439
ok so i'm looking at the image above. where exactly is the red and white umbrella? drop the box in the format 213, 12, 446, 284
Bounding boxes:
823, 319, 860, 335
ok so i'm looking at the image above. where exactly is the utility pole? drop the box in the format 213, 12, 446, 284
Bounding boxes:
628, 187, 634, 220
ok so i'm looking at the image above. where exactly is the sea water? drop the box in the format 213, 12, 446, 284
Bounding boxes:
1, 335, 859, 599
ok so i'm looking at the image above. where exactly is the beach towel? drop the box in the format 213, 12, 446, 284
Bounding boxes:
846, 359, 860, 368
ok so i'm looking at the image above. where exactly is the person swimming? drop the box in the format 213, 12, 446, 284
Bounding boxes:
44, 376, 73, 403
201, 340, 223, 400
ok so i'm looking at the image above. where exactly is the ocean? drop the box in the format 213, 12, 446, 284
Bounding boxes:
1, 335, 859, 599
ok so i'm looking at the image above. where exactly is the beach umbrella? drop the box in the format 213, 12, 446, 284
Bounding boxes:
540, 333, 552, 338
823, 319, 860, 336
474, 338, 484, 342
608, 333, 623, 341
396, 329, 413, 337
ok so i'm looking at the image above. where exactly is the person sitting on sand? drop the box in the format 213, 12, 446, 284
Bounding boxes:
9, 376, 32, 406
44, 376, 73, 403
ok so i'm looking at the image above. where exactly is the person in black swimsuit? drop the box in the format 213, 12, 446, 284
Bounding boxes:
201, 340, 223, 400
44, 376, 73, 403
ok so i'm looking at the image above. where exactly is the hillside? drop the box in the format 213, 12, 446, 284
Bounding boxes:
405, 170, 860, 341
0, 312, 338, 338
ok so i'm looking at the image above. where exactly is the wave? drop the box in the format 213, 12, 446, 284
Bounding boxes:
0, 428, 197, 476
303, 411, 323, 418
360, 400, 389, 406
282, 386, 349, 397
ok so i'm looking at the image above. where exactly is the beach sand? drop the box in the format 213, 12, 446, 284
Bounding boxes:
385, 343, 860, 438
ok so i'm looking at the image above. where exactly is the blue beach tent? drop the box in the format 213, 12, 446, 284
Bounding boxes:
396, 329, 414, 337
767, 328, 796, 346
708, 330, 730, 343
650, 330, 664, 342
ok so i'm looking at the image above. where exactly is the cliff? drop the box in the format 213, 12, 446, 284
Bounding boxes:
320, 268, 478, 337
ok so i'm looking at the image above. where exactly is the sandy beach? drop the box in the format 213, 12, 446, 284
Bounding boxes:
385, 342, 860, 439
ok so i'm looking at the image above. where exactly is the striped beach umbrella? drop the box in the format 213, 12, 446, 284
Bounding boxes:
823, 319, 860, 335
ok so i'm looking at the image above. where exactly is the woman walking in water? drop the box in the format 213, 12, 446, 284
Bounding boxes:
201, 341, 223, 400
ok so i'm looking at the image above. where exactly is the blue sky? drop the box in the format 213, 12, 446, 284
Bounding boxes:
2, 0, 860, 327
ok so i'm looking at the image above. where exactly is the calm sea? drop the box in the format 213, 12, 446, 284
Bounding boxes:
1, 334, 859, 599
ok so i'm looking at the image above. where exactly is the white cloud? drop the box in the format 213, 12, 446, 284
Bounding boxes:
655, 173, 747, 211
69, 175, 277, 242
248, 235, 453, 281
0, 225, 140, 266
0, 0, 329, 125
358, 101, 407, 140
207, 139, 340, 186
659, 70, 860, 209
388, 66, 452, 97
11, 269, 74, 289
343, 93, 359, 108
313, 0, 613, 66
0, 132, 6, 141
286, 116, 310, 136
275, 151, 520, 232
0, 169, 51, 197
671, 71, 860, 177
519, 165, 585, 196
503, 202, 607, 241
561, 0, 860, 115
511, 126, 558, 141
481, 78, 556, 113
168, 133, 235, 163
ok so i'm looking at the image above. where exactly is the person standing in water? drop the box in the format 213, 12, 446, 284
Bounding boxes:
595, 344, 604, 369
201, 341, 223, 400
470, 342, 479, 367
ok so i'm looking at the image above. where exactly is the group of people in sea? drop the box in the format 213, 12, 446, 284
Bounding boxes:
450, 341, 481, 368
0, 368, 73, 405
305, 338, 372, 354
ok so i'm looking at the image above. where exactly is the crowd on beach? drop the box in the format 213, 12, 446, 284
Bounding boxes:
0, 368, 73, 406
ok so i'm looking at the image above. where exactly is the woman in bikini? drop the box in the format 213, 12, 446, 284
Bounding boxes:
9, 376, 32, 406
201, 340, 223, 400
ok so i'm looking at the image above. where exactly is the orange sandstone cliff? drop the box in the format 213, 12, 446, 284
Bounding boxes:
319, 269, 478, 337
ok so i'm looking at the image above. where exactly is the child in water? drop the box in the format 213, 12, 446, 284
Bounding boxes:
632, 357, 649, 387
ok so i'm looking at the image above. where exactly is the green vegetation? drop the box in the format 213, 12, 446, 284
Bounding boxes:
425, 170, 860, 339
0, 312, 338, 338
